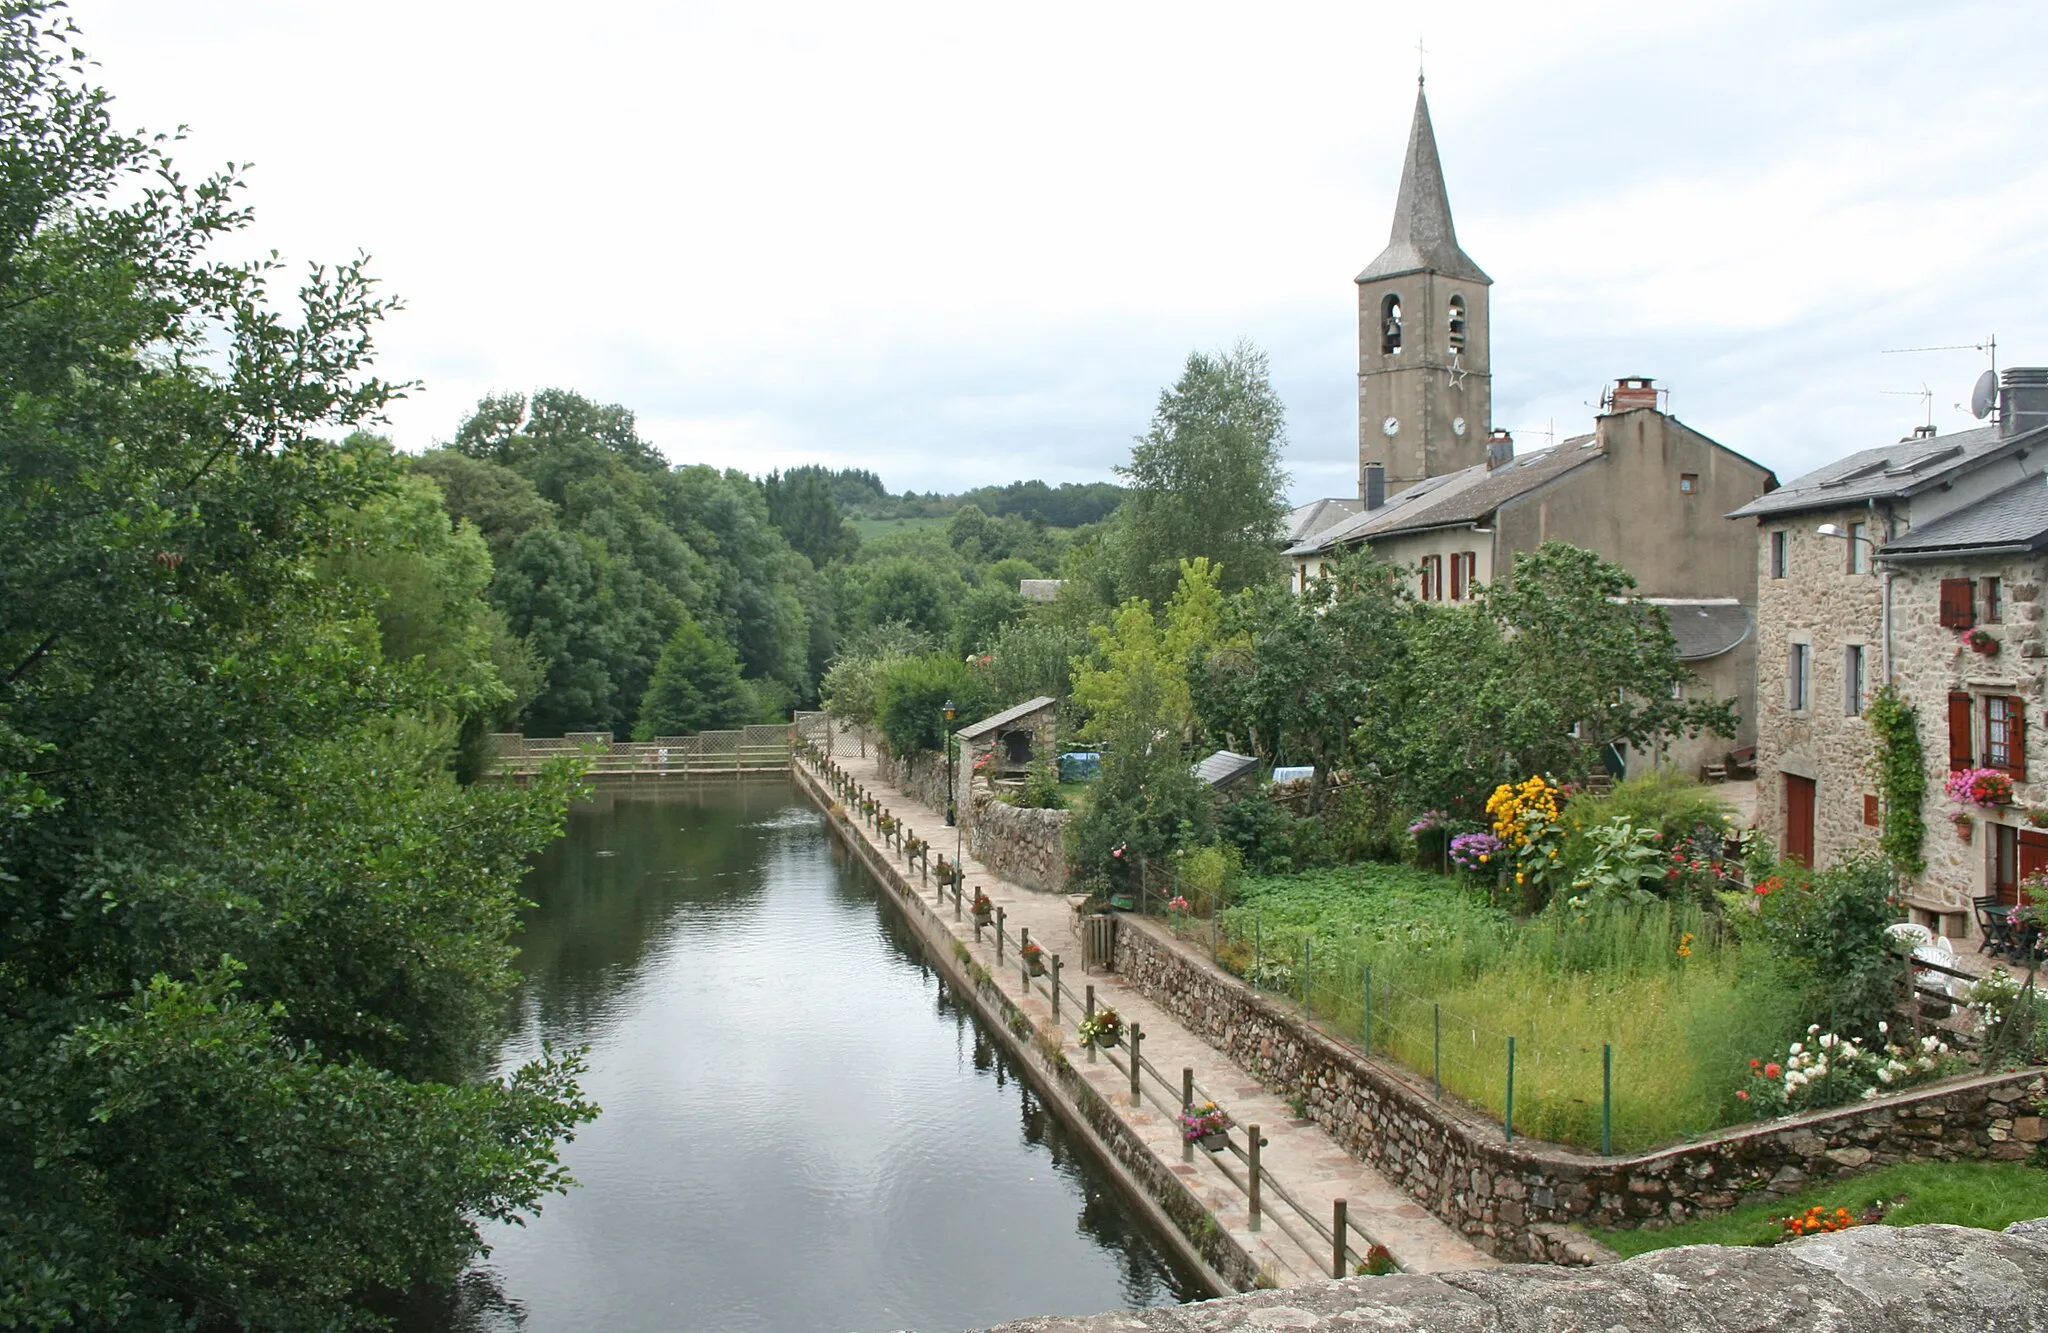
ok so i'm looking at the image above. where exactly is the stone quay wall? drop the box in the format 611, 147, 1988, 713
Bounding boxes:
967, 793, 1070, 894
1110, 916, 2047, 1262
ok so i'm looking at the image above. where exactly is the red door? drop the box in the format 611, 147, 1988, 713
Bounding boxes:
1784, 774, 1816, 867
2017, 830, 2048, 906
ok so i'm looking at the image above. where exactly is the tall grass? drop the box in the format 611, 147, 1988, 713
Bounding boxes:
1211, 866, 1803, 1151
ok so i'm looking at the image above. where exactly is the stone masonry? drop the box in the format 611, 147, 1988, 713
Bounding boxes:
966, 792, 1069, 894
1111, 914, 2048, 1261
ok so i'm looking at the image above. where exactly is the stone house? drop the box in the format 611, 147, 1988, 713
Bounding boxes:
1732, 368, 2048, 935
952, 695, 1057, 825
1289, 399, 1775, 775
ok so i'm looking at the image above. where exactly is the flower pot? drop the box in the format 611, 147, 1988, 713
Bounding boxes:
1199, 1131, 1228, 1152
1089, 1029, 1120, 1051
972, 909, 992, 926
1026, 954, 1046, 977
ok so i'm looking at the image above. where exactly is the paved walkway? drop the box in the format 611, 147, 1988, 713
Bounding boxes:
806, 742, 1494, 1287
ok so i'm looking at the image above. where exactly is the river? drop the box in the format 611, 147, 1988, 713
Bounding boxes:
416, 781, 1204, 1332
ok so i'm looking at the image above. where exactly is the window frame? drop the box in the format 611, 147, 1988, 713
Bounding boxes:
1679, 472, 1698, 496
1846, 521, 1867, 574
1788, 641, 1811, 712
1986, 694, 2027, 779
1420, 553, 1443, 602
1770, 530, 1788, 579
1843, 643, 1865, 716
1983, 576, 2004, 624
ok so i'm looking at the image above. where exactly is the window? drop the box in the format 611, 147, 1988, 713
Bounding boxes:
1939, 578, 1976, 629
1864, 794, 1880, 827
1447, 295, 1467, 353
1846, 521, 1867, 574
1788, 642, 1810, 711
1380, 293, 1403, 356
1770, 530, 1788, 579
1984, 576, 2004, 624
1449, 551, 1476, 601
1949, 691, 1975, 770
1679, 473, 1698, 495
1987, 695, 2028, 778
1420, 554, 1443, 601
1844, 644, 1865, 716
1317, 563, 1328, 580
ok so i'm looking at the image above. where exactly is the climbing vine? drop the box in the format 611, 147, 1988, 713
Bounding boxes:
1866, 685, 1926, 876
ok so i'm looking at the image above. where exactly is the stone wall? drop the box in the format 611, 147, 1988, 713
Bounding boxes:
967, 793, 1069, 894
864, 735, 957, 817
1111, 915, 2046, 1261
979, 1217, 2048, 1332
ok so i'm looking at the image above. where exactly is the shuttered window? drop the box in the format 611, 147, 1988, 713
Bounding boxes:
1449, 553, 1465, 601
1940, 578, 1976, 629
1988, 695, 2028, 780
1949, 691, 1975, 771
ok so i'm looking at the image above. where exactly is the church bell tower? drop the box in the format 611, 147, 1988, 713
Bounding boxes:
1357, 81, 1491, 497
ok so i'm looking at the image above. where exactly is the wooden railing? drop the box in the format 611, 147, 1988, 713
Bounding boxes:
488, 725, 793, 777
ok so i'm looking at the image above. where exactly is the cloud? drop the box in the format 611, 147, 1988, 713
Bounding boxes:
71, 0, 2048, 499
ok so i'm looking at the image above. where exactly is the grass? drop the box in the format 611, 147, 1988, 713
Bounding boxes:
1593, 1161, 2048, 1256
850, 515, 950, 541
1209, 864, 1806, 1151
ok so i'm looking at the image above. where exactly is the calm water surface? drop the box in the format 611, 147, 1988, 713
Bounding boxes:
425, 782, 1203, 1332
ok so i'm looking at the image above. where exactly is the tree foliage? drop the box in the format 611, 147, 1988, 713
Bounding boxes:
873, 654, 994, 756
1115, 341, 1289, 605
634, 613, 751, 737
0, 11, 593, 1323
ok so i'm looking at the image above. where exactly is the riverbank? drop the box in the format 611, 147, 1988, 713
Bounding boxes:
793, 741, 1494, 1289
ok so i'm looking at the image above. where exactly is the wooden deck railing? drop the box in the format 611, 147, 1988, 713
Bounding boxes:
488, 724, 795, 777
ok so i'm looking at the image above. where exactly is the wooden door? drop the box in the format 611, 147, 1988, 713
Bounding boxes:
1784, 774, 1816, 867
2018, 830, 2048, 906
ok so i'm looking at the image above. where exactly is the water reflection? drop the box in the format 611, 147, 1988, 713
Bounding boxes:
421, 782, 1201, 1332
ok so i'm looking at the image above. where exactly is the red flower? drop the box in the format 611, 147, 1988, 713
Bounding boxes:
1737, 1089, 1750, 1100
1765, 1062, 1781, 1078
1750, 1058, 1761, 1070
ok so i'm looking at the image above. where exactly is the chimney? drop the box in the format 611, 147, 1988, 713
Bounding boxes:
1363, 462, 1385, 511
1486, 429, 1514, 470
2001, 368, 2048, 438
1909, 424, 1938, 440
1606, 376, 1660, 413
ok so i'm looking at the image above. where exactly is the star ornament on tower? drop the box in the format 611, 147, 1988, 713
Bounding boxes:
1445, 355, 1467, 390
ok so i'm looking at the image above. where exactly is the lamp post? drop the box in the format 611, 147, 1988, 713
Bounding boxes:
1816, 521, 1890, 685
943, 698, 957, 827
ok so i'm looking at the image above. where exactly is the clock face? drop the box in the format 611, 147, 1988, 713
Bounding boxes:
1381, 416, 1400, 437
1453, 416, 1467, 437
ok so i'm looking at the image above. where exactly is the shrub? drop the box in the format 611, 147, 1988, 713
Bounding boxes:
1009, 755, 1065, 810
872, 653, 993, 755
1219, 791, 1301, 875
1561, 770, 1734, 872
1742, 851, 1902, 1038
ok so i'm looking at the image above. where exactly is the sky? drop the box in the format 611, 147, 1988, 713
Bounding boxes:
72, 0, 2048, 502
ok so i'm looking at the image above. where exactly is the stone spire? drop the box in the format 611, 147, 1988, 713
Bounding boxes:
1356, 82, 1489, 285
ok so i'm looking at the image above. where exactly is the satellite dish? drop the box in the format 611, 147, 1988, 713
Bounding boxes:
1971, 369, 1997, 420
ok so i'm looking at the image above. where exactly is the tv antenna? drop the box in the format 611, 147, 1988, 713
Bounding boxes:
1880, 334, 1997, 424
1881, 384, 1934, 430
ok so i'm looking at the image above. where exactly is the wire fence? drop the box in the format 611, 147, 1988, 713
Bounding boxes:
489, 727, 792, 776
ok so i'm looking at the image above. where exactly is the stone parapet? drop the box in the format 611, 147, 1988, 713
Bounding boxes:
1111, 915, 2047, 1260
967, 793, 1069, 894
977, 1217, 2048, 1332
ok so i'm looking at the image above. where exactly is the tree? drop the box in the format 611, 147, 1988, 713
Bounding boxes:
1116, 341, 1290, 605
0, 7, 594, 1325
762, 466, 858, 568
873, 654, 994, 756
635, 614, 751, 737
855, 555, 957, 639
953, 582, 1026, 657
1070, 558, 1226, 742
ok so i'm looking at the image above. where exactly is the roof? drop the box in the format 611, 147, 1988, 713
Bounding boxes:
1192, 750, 1262, 787
1288, 438, 1602, 555
1727, 423, 2048, 521
1879, 473, 2048, 559
956, 695, 1055, 740
1018, 578, 1062, 603
1356, 85, 1489, 286
1643, 599, 1755, 661
1282, 497, 1362, 545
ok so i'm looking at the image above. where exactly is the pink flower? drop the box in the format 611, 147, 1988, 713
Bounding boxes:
1737, 1089, 1750, 1101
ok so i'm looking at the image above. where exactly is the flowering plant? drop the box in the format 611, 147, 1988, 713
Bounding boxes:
1738, 1023, 1955, 1115
1354, 1243, 1397, 1276
1946, 766, 2014, 807
972, 890, 994, 917
1076, 1007, 1122, 1047
1967, 628, 2000, 655
1448, 831, 1505, 872
1407, 810, 1450, 837
1178, 1100, 1232, 1143
1165, 894, 1191, 916
1020, 940, 1044, 962
1485, 776, 1568, 900
1779, 1205, 1860, 1238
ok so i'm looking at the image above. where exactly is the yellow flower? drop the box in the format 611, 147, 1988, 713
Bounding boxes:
1515, 872, 1526, 884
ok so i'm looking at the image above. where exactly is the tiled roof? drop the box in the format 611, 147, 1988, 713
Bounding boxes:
1728, 423, 2048, 520
1191, 750, 1261, 787
1282, 497, 1361, 545
1356, 86, 1489, 286
1644, 599, 1754, 661
1879, 473, 2048, 558
1288, 439, 1602, 555
956, 696, 1055, 740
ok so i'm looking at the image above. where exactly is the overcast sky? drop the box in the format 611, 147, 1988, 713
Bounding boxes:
74, 0, 2048, 501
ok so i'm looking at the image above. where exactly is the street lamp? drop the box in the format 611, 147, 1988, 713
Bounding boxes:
943, 698, 957, 828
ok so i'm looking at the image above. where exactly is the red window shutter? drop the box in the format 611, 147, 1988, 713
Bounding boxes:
1450, 554, 1465, 601
1864, 794, 1880, 826
2010, 697, 2028, 781
1940, 578, 1976, 629
1949, 691, 1975, 771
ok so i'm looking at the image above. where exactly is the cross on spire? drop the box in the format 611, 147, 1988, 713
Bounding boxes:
1416, 36, 1426, 86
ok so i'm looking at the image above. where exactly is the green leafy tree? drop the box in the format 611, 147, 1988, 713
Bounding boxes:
855, 555, 957, 639
1116, 341, 1289, 605
635, 613, 751, 737
953, 582, 1026, 656
762, 466, 858, 568
0, 9, 594, 1325
1063, 670, 1213, 896
1070, 557, 1226, 742
410, 447, 558, 562
873, 653, 993, 756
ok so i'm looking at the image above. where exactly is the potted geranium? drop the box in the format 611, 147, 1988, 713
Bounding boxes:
971, 890, 994, 926
1968, 628, 2001, 656
1947, 766, 2015, 807
1077, 1006, 1122, 1050
1953, 810, 1976, 840
1021, 940, 1047, 976
1179, 1100, 1232, 1152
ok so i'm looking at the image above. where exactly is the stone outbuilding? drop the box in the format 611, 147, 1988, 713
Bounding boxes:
1731, 367, 2048, 935
953, 696, 1057, 818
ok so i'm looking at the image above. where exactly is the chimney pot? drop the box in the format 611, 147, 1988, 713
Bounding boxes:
2001, 368, 2048, 438
1606, 376, 1660, 414
1486, 429, 1514, 471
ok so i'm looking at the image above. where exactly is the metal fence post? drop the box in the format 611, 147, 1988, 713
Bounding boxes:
1362, 965, 1373, 1055
1128, 1023, 1143, 1105
1253, 913, 1261, 987
953, 881, 961, 921
1332, 1199, 1348, 1279
1247, 1125, 1262, 1231
1505, 1036, 1516, 1142
1602, 1044, 1613, 1156
1432, 1004, 1442, 1099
